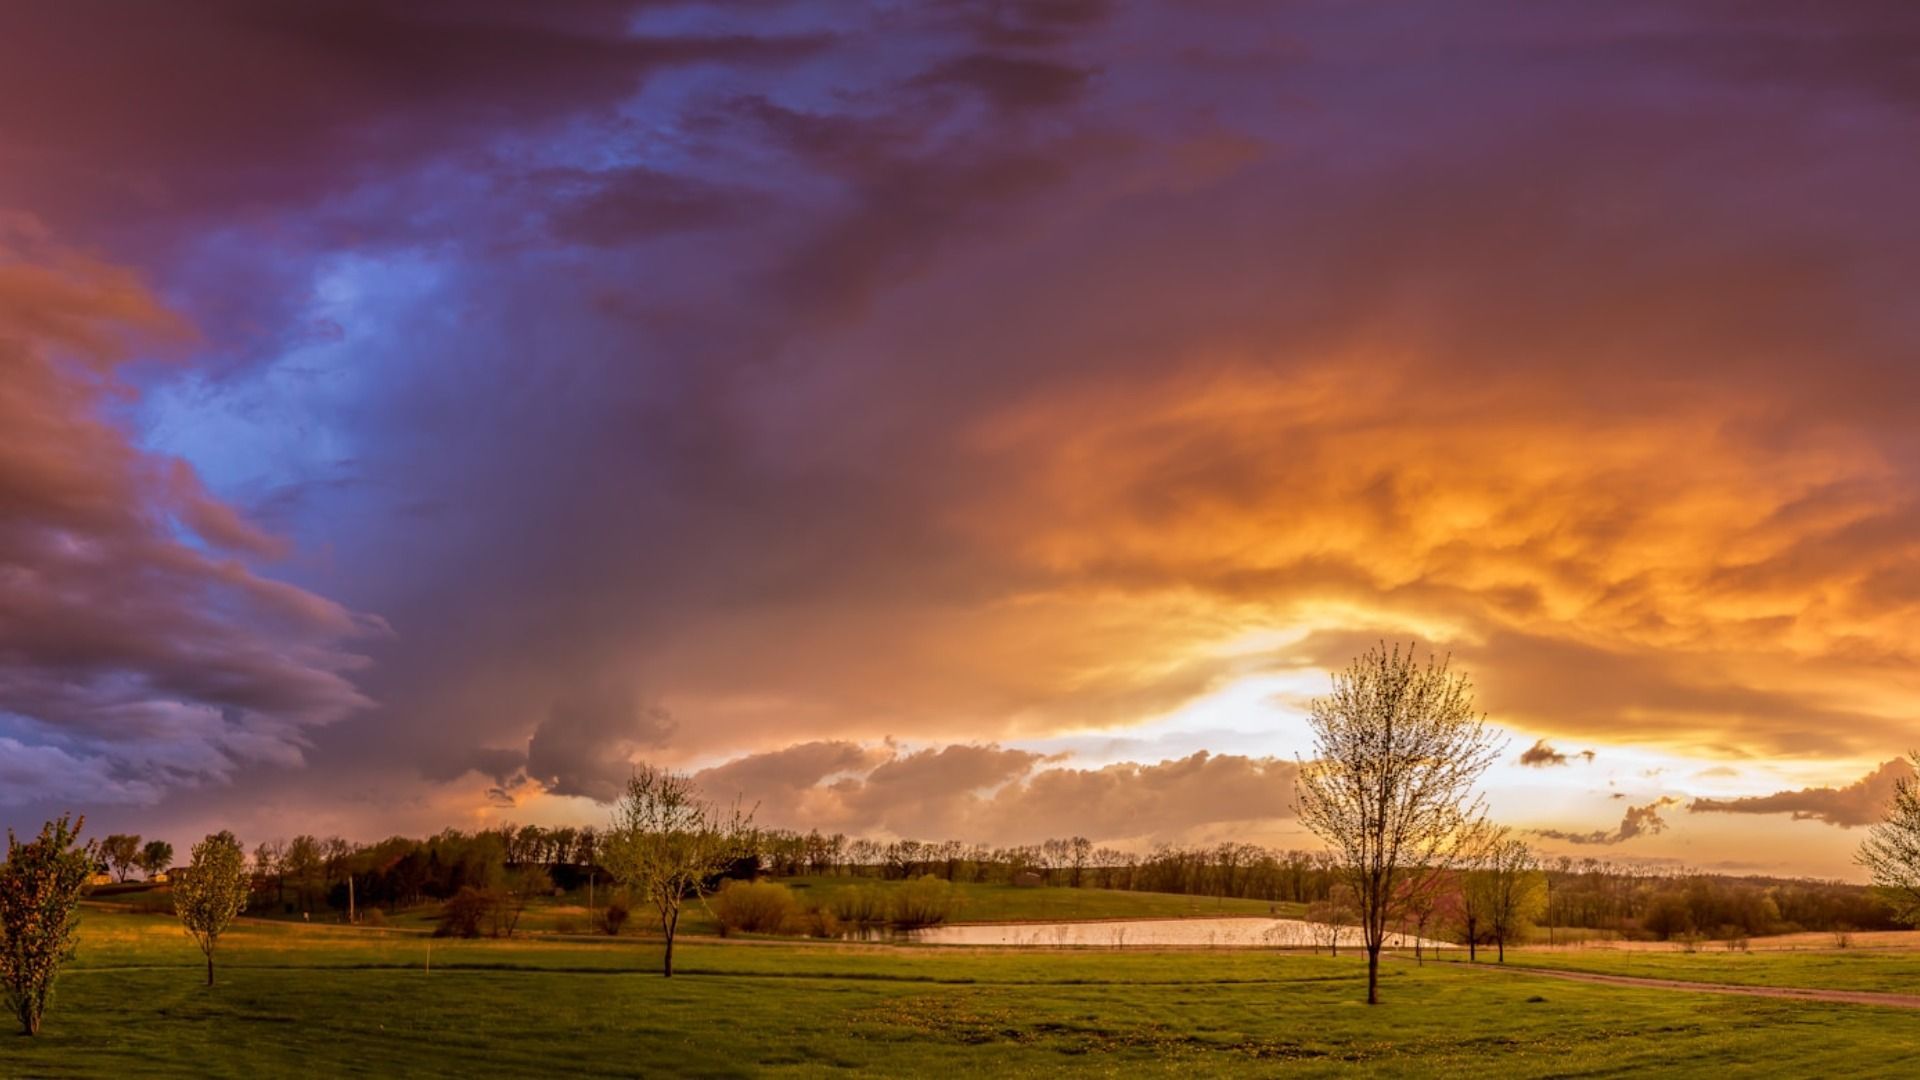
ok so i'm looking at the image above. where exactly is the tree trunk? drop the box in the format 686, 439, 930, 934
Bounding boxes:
662, 909, 676, 977
1497, 936, 1505, 964
1366, 945, 1380, 1005
206, 952, 215, 987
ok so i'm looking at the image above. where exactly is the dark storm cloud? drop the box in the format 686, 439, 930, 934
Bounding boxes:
1689, 758, 1914, 828
0, 1, 826, 239
913, 53, 1098, 111
4, 0, 1920, 858
0, 229, 381, 807
693, 744, 1299, 845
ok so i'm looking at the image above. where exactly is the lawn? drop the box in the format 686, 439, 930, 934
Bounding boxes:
5, 911, 1920, 1077
1477, 946, 1920, 996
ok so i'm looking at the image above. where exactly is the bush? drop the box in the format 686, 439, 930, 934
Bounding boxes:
889, 875, 956, 929
711, 880, 798, 936
437, 887, 497, 938
787, 904, 842, 939
828, 885, 886, 926
600, 899, 630, 936
360, 907, 386, 927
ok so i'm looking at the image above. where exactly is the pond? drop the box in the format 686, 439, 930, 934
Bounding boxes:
896, 917, 1453, 950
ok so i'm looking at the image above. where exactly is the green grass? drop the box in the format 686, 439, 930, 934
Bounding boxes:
5, 911, 1920, 1077
1478, 946, 1920, 995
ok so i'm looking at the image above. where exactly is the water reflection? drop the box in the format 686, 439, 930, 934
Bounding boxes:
860, 917, 1452, 949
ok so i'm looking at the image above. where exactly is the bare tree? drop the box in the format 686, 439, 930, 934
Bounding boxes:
174, 831, 251, 986
1392, 869, 1445, 964
1305, 883, 1357, 956
603, 765, 754, 977
1858, 751, 1920, 925
1297, 642, 1499, 1004
496, 865, 552, 939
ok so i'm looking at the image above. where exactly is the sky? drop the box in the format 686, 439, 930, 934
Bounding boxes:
2, 1, 1918, 880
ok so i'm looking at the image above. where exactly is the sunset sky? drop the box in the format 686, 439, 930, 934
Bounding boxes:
3, 2, 1918, 879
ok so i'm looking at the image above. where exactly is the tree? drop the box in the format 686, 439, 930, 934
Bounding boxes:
136, 839, 174, 881
174, 831, 251, 986
603, 765, 754, 977
0, 815, 95, 1035
497, 865, 552, 939
1305, 883, 1357, 956
1392, 869, 1447, 964
1296, 642, 1499, 1004
283, 835, 323, 913
100, 834, 141, 883
1468, 835, 1543, 963
1859, 752, 1920, 925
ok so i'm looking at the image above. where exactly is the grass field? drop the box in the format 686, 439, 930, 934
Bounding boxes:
5, 911, 1920, 1077
1476, 946, 1920, 995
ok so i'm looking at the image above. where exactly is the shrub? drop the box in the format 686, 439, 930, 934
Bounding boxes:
600, 899, 630, 936
360, 907, 386, 928
787, 904, 842, 939
828, 885, 886, 926
437, 887, 497, 938
711, 880, 798, 936
889, 875, 956, 929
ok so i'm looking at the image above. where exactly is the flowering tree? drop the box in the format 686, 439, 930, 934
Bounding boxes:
604, 766, 755, 977
1858, 752, 1920, 925
1297, 642, 1498, 1004
175, 831, 252, 986
0, 815, 96, 1035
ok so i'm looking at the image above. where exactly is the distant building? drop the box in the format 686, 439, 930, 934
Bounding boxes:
1012, 871, 1044, 888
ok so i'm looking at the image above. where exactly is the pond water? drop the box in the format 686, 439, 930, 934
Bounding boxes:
900, 917, 1452, 950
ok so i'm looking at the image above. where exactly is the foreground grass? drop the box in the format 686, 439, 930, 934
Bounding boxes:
1478, 947, 1920, 995
7, 912, 1920, 1077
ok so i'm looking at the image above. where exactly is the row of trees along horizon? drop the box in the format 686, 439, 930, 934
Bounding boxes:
7, 643, 1920, 1032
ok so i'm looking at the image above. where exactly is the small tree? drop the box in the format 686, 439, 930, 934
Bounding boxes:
1393, 869, 1448, 964
0, 815, 95, 1035
100, 834, 141, 883
174, 831, 251, 986
1469, 835, 1544, 963
136, 839, 174, 881
1296, 642, 1499, 1004
1858, 752, 1920, 925
497, 865, 552, 939
1306, 883, 1357, 956
604, 765, 754, 977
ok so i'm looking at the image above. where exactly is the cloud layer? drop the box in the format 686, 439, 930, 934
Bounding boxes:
1690, 758, 1915, 828
0, 226, 380, 806
0, 3, 1917, 867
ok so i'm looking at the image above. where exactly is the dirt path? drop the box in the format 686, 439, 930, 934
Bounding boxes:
1494, 964, 1920, 1010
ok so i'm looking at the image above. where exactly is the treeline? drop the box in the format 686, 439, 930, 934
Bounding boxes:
1540, 858, 1900, 940
245, 826, 609, 915
754, 831, 1344, 903
125, 821, 1899, 942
